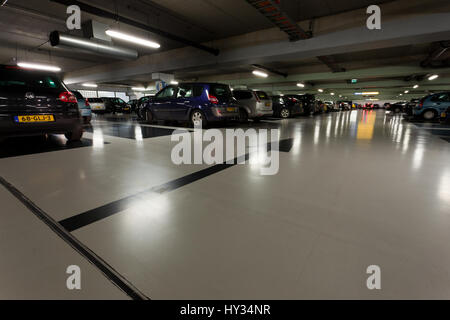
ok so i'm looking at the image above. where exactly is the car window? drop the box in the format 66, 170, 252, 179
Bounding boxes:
193, 85, 204, 97
255, 91, 269, 100
117, 98, 125, 104
0, 69, 65, 90
177, 85, 193, 98
433, 93, 450, 102
210, 84, 232, 99
156, 86, 176, 99
233, 90, 253, 100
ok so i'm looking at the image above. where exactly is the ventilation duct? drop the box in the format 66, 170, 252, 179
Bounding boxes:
49, 31, 138, 60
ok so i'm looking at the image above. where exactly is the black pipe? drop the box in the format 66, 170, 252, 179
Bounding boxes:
49, 0, 220, 56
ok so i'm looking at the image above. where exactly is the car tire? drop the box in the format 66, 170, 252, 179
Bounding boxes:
239, 108, 248, 123
65, 127, 83, 142
280, 108, 290, 118
190, 109, 207, 128
422, 109, 437, 121
145, 110, 154, 124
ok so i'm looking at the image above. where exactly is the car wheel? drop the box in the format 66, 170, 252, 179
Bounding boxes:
239, 108, 248, 123
65, 127, 83, 142
423, 110, 437, 121
280, 108, 290, 118
145, 110, 154, 124
190, 109, 207, 128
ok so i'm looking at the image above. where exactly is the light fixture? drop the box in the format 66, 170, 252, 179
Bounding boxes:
170, 80, 179, 85
105, 30, 160, 48
318, 89, 324, 92
297, 83, 305, 88
252, 70, 268, 78
330, 93, 335, 96
428, 74, 439, 81
400, 93, 403, 96
413, 84, 419, 89
132, 87, 147, 91
404, 90, 409, 94
17, 62, 61, 72
354, 92, 379, 95
82, 83, 98, 88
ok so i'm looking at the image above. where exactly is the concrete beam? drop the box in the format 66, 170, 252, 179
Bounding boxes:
64, 12, 450, 84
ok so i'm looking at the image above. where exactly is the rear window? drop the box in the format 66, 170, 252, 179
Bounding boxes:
233, 90, 253, 100
72, 91, 84, 100
210, 84, 231, 99
255, 91, 269, 100
0, 68, 65, 90
88, 98, 104, 103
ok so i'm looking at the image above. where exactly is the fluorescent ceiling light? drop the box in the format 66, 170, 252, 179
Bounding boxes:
413, 84, 419, 89
404, 90, 409, 94
297, 83, 305, 88
354, 92, 379, 95
252, 70, 268, 78
170, 80, 179, 85
318, 89, 324, 92
17, 62, 61, 72
82, 83, 98, 88
428, 74, 439, 81
330, 93, 335, 96
106, 30, 160, 48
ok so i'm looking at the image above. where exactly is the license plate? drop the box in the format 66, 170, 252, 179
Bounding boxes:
14, 115, 55, 123
441, 113, 447, 118
92, 105, 103, 109
227, 107, 236, 112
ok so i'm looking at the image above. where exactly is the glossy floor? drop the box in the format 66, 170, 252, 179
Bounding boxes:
1, 110, 450, 299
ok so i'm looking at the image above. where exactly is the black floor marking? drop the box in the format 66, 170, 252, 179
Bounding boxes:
60, 138, 293, 232
0, 136, 108, 159
0, 176, 149, 300
85, 124, 175, 140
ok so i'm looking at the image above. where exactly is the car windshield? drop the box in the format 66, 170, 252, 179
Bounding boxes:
233, 90, 253, 100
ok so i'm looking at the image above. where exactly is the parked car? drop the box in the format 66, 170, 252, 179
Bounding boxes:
0, 64, 83, 143
101, 97, 132, 114
413, 92, 450, 121
338, 101, 352, 111
128, 99, 139, 113
403, 99, 419, 116
271, 95, 303, 118
72, 90, 92, 124
141, 83, 239, 127
136, 96, 152, 119
388, 102, 407, 113
285, 94, 317, 115
324, 101, 339, 112
233, 89, 273, 122
87, 98, 106, 113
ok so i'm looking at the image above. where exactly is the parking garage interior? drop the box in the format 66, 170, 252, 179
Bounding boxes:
1, 0, 450, 302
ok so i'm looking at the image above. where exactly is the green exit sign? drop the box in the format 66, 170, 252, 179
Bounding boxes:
351, 79, 358, 83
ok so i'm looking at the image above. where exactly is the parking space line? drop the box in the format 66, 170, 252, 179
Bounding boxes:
0, 176, 149, 301
59, 138, 294, 232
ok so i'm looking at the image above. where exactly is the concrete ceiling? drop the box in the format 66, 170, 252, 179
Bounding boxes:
1, 0, 449, 101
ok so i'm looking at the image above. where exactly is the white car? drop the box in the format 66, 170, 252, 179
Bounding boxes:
87, 98, 106, 113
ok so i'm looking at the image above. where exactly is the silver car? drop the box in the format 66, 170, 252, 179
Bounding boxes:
233, 89, 273, 122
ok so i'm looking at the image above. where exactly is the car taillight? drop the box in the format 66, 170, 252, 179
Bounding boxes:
208, 95, 219, 104
59, 91, 77, 103
418, 99, 424, 109
85, 99, 90, 107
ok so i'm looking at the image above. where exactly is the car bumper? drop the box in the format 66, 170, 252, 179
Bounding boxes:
80, 109, 92, 117
254, 109, 273, 118
0, 114, 82, 138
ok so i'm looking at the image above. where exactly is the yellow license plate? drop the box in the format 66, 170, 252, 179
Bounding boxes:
441, 113, 447, 118
227, 107, 236, 112
265, 102, 271, 106
15, 115, 55, 123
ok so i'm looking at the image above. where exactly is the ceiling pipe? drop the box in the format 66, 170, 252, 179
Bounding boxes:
49, 31, 138, 60
49, 0, 220, 56
421, 41, 450, 68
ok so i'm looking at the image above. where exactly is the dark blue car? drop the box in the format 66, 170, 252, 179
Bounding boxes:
141, 83, 239, 127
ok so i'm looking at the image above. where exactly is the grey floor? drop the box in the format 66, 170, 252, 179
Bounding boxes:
1, 110, 450, 299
